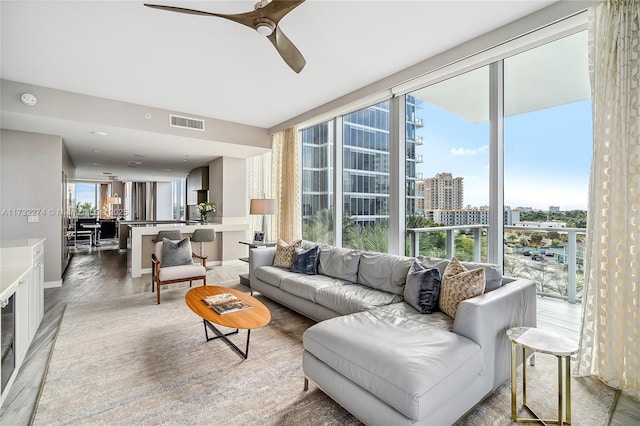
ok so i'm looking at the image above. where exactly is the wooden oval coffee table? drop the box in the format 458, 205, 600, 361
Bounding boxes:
185, 286, 271, 359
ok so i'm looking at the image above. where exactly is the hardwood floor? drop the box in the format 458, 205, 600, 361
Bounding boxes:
0, 244, 247, 425
1, 246, 638, 425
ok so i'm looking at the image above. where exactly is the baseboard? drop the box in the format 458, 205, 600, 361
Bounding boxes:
45, 280, 62, 288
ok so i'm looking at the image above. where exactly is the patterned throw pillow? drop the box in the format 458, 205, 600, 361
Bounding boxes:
272, 239, 302, 269
403, 261, 442, 314
439, 257, 486, 319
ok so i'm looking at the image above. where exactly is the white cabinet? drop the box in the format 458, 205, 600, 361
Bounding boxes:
15, 274, 31, 364
0, 238, 46, 405
29, 245, 45, 340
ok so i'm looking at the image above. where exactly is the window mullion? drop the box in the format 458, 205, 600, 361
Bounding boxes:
488, 60, 505, 268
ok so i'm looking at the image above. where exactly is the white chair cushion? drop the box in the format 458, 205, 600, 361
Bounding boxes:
158, 264, 206, 281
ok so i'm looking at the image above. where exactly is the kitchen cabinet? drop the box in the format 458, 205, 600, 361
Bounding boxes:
0, 238, 45, 406
187, 166, 209, 205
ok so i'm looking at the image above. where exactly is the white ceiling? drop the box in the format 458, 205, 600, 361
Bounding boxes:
0, 0, 561, 181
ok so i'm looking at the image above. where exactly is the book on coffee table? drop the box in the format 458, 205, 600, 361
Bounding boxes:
201, 292, 238, 306
211, 300, 252, 315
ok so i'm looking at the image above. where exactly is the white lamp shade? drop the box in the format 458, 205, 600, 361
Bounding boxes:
250, 199, 278, 215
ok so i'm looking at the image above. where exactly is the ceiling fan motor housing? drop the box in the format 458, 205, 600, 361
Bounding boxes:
255, 18, 276, 36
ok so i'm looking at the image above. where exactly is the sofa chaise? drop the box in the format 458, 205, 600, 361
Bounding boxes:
249, 242, 536, 425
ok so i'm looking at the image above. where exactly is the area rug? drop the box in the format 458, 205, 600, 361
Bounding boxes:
34, 284, 615, 425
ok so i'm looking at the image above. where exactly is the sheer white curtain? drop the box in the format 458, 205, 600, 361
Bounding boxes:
271, 127, 301, 243
247, 151, 273, 238
576, 0, 640, 399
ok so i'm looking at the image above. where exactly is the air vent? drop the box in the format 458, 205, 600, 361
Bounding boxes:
169, 114, 205, 131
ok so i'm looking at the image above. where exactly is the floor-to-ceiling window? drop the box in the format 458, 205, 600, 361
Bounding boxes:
504, 31, 591, 301
342, 101, 390, 251
301, 121, 334, 245
74, 182, 100, 218
299, 21, 590, 274
171, 178, 186, 220
406, 66, 490, 260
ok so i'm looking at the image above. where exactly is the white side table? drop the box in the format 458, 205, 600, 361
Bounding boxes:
506, 327, 579, 426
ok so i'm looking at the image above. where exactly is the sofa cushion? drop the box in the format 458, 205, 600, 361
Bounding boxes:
403, 262, 441, 314
317, 246, 361, 283
253, 265, 301, 288
290, 245, 320, 275
160, 237, 193, 267
416, 257, 503, 292
158, 264, 205, 281
439, 257, 486, 319
460, 261, 503, 292
373, 302, 453, 331
273, 239, 302, 269
280, 274, 352, 302
357, 252, 414, 295
303, 310, 482, 421
315, 284, 402, 315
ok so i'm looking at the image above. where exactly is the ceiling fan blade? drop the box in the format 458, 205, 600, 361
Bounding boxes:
267, 26, 306, 73
258, 0, 305, 25
144, 4, 254, 28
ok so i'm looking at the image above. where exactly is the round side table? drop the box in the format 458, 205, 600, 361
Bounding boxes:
506, 327, 579, 426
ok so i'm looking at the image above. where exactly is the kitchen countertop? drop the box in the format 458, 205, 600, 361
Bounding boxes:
0, 266, 30, 300
0, 238, 46, 248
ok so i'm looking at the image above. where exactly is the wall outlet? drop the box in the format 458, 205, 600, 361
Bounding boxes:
28, 215, 39, 223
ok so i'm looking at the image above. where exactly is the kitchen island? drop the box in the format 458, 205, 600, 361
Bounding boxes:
128, 222, 248, 278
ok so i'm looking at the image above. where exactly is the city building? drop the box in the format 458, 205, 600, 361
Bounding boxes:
303, 95, 423, 226
421, 172, 464, 210
424, 206, 519, 227
549, 206, 560, 212
513, 221, 567, 228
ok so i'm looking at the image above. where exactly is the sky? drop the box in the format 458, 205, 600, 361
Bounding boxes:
415, 99, 592, 211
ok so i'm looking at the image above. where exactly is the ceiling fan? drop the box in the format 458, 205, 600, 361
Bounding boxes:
144, 0, 306, 73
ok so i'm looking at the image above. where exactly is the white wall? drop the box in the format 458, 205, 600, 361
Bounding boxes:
0, 129, 66, 285
155, 181, 173, 220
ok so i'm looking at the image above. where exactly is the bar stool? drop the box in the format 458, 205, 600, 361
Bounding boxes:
191, 228, 215, 264
153, 230, 183, 242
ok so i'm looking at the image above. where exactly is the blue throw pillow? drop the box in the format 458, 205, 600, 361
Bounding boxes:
161, 237, 193, 267
290, 245, 320, 275
403, 261, 441, 314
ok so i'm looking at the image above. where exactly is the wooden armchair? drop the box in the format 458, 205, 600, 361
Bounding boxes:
151, 240, 207, 304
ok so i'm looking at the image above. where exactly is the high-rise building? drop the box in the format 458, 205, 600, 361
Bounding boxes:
421, 172, 464, 210
302, 97, 422, 227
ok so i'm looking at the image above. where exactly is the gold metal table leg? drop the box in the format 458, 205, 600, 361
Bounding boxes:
558, 355, 563, 426
511, 341, 517, 421
566, 355, 571, 424
523, 346, 527, 406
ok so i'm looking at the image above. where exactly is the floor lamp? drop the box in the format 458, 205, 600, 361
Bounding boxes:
250, 198, 278, 243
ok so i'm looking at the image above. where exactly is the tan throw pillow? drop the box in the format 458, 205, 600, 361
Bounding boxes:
272, 239, 302, 269
439, 257, 486, 319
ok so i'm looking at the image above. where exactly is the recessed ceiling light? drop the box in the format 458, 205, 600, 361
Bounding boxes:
21, 93, 38, 106
92, 131, 108, 136
102, 171, 112, 175
93, 162, 100, 166
145, 113, 152, 119
183, 159, 188, 162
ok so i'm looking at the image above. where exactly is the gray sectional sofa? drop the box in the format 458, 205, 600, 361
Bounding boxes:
249, 243, 536, 425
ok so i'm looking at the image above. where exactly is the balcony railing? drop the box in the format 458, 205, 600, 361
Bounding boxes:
407, 224, 586, 304
415, 117, 424, 127
416, 172, 423, 180
415, 136, 424, 145
415, 154, 423, 163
